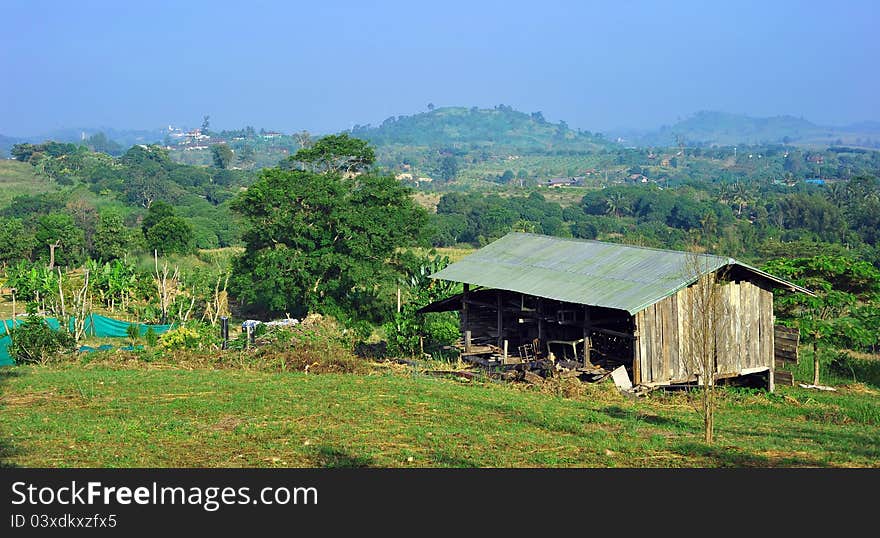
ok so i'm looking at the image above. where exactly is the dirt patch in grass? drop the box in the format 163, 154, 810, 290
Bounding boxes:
210, 416, 244, 432
839, 383, 878, 396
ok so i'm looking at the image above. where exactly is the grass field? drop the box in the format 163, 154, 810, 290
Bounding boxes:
1, 358, 878, 468
0, 160, 57, 207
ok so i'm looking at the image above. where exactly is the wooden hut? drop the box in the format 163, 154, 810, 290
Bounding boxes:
419, 233, 812, 391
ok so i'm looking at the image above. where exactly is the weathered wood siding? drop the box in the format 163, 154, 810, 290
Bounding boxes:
633, 280, 775, 385
774, 325, 800, 367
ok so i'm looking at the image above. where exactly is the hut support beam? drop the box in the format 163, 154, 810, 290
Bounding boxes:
583, 306, 592, 368
462, 284, 471, 352
537, 298, 544, 349
496, 291, 503, 348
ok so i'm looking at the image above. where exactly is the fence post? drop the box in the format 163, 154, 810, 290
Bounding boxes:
220, 317, 229, 350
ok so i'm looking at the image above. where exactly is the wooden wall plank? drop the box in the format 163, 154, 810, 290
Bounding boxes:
721, 282, 735, 374
677, 285, 699, 384
642, 305, 657, 383
759, 288, 773, 368
669, 293, 681, 380
660, 299, 670, 382
751, 284, 761, 371
744, 282, 751, 370
747, 281, 756, 370
774, 324, 800, 364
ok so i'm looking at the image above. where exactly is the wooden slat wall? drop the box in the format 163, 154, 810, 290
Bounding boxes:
634, 279, 775, 385
774, 325, 800, 367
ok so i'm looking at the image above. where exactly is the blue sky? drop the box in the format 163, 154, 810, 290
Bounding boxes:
1, 0, 877, 136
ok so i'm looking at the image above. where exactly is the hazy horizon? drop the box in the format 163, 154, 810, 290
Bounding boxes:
2, 0, 877, 137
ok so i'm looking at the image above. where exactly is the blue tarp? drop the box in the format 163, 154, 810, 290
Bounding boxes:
0, 314, 173, 366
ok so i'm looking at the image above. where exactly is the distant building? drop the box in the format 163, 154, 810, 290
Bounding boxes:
541, 177, 582, 188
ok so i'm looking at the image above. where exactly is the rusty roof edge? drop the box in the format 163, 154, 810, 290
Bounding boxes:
727, 260, 816, 296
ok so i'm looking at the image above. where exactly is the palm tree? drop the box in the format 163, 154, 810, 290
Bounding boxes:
827, 182, 850, 208
731, 182, 753, 217
718, 183, 731, 205
605, 192, 626, 219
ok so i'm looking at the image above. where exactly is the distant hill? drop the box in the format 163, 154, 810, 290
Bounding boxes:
0, 134, 25, 158
617, 111, 880, 149
842, 120, 880, 134
0, 127, 166, 158
36, 127, 166, 147
351, 105, 611, 152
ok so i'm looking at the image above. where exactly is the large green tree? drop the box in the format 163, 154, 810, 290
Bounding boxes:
145, 216, 195, 255
230, 141, 427, 320
92, 212, 129, 261
33, 213, 85, 268
764, 255, 880, 384
211, 144, 234, 169
0, 217, 36, 264
141, 201, 176, 237
286, 133, 375, 175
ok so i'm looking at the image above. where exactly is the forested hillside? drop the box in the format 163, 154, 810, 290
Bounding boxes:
621, 111, 880, 148
2, 141, 252, 256
353, 105, 610, 150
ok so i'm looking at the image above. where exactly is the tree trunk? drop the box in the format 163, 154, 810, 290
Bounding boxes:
48, 241, 59, 270
703, 379, 714, 444
813, 338, 820, 386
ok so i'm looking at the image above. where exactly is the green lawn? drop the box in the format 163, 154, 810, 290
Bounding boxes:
1, 363, 878, 468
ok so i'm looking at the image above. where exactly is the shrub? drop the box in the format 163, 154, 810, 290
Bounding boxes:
422, 313, 460, 351
159, 323, 217, 351
126, 323, 140, 346
144, 326, 158, 347
383, 311, 460, 358
8, 313, 75, 365
252, 314, 366, 374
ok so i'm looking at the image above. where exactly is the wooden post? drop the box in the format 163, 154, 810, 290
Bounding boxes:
537, 298, 544, 350
461, 284, 471, 332
503, 339, 508, 364
632, 316, 641, 385
583, 306, 592, 368
11, 290, 16, 325
220, 317, 229, 350
496, 290, 503, 348
465, 330, 472, 353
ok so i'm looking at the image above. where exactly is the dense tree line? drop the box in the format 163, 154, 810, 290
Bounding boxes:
425, 175, 880, 269
4, 141, 253, 259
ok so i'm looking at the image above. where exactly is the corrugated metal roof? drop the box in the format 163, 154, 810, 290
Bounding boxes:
429, 233, 811, 314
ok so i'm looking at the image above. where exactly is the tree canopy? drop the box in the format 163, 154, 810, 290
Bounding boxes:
764, 255, 880, 353
230, 138, 426, 320
285, 133, 375, 175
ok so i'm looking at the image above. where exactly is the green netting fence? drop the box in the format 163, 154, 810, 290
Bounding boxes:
0, 314, 174, 366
